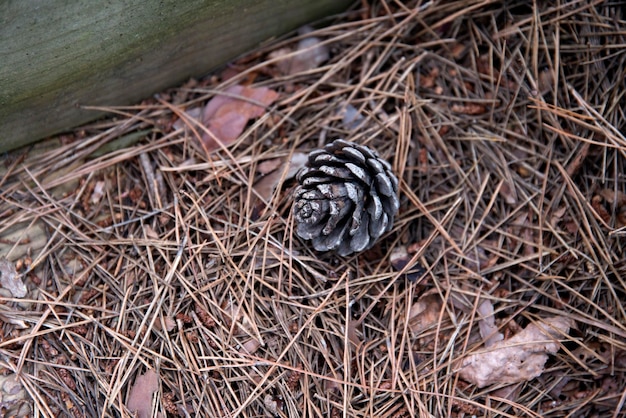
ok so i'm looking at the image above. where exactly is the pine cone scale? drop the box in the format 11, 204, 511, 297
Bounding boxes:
342, 147, 367, 163
319, 165, 355, 180
376, 173, 395, 198
323, 197, 352, 235
344, 163, 371, 184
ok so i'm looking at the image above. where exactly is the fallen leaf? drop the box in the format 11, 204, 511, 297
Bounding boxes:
499, 180, 517, 205
597, 189, 626, 207
390, 245, 425, 282
0, 374, 28, 416
90, 180, 106, 205
200, 85, 279, 153
263, 394, 281, 415
239, 338, 261, 355
0, 257, 27, 298
341, 104, 365, 131
458, 316, 572, 388
154, 316, 176, 332
126, 370, 160, 418
595, 189, 626, 228
565, 142, 590, 177
256, 158, 283, 175
223, 300, 254, 336
346, 318, 361, 347
477, 299, 503, 347
591, 195, 612, 225
269, 25, 329, 75
549, 206, 568, 228
172, 107, 202, 132
324, 371, 341, 393
409, 291, 443, 335
252, 152, 307, 203
143, 225, 159, 240
537, 67, 554, 94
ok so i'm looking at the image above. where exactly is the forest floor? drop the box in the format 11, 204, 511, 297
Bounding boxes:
1, 1, 625, 417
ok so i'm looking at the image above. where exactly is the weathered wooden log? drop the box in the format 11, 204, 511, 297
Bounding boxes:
0, 0, 351, 153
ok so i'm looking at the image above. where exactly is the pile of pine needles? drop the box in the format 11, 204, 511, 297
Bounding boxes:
1, 1, 625, 416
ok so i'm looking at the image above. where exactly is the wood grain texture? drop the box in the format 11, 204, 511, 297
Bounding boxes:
0, 0, 351, 152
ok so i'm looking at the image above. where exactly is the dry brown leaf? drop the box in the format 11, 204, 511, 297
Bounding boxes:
477, 300, 503, 347
0, 374, 28, 415
200, 85, 279, 153
154, 316, 176, 332
346, 318, 361, 347
597, 188, 626, 207
126, 369, 160, 418
252, 152, 307, 203
269, 26, 328, 75
565, 142, 590, 177
591, 195, 612, 224
223, 301, 254, 335
172, 107, 202, 132
89, 180, 106, 205
458, 316, 572, 388
409, 292, 443, 334
537, 68, 554, 94
256, 158, 283, 175
239, 338, 261, 355
143, 224, 159, 240
0, 257, 27, 298
594, 189, 626, 228
550, 206, 568, 228
263, 394, 281, 415
499, 180, 517, 205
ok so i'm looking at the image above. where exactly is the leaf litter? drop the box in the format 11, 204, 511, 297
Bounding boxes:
0, 257, 27, 298
477, 299, 504, 348
268, 25, 329, 75
126, 370, 161, 418
196, 84, 279, 153
0, 2, 625, 418
458, 316, 573, 388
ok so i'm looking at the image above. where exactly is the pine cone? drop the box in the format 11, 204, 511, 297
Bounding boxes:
293, 139, 399, 256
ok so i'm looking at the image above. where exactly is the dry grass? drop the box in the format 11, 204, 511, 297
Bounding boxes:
1, 1, 625, 417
